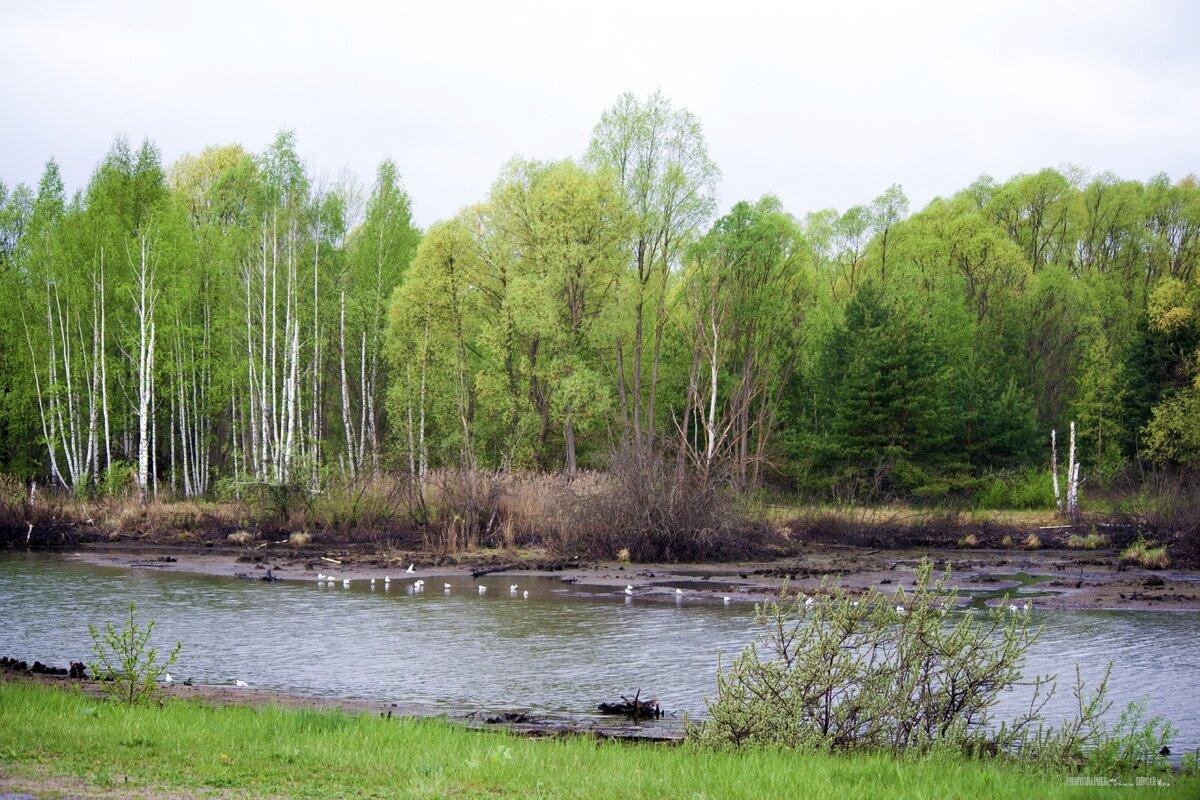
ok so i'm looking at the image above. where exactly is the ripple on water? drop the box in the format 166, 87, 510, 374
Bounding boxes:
0, 552, 1196, 750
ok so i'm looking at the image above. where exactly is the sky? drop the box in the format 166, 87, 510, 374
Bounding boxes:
2, 0, 1198, 229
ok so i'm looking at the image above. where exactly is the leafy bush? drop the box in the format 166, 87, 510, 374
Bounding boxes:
974, 468, 1056, 510
100, 461, 136, 499
88, 603, 181, 704
693, 559, 1179, 774
693, 560, 1045, 753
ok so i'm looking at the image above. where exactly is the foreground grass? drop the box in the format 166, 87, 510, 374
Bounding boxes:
1, 681, 1195, 799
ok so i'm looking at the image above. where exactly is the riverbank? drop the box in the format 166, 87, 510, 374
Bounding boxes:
68, 539, 1200, 611
2, 679, 1194, 799
4, 484, 1199, 610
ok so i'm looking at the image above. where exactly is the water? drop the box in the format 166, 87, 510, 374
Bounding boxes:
1, 552, 1197, 750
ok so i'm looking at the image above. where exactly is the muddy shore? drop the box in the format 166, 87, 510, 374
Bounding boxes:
4, 539, 1198, 748
66, 539, 1200, 611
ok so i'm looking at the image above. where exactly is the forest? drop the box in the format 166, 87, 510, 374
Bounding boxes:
1, 92, 1198, 523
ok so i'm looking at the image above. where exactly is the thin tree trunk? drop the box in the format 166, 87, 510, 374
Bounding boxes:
339, 289, 357, 480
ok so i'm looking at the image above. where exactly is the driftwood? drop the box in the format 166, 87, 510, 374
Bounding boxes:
598, 689, 663, 719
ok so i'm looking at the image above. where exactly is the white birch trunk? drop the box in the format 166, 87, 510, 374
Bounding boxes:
1066, 421, 1080, 515
1051, 429, 1062, 513
134, 236, 158, 505
339, 289, 357, 480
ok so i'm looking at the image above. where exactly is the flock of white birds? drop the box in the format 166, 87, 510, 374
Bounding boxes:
164, 570, 1033, 690
308, 570, 1036, 615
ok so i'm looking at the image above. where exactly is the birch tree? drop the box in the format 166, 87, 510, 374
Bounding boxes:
342, 161, 418, 478
678, 197, 812, 488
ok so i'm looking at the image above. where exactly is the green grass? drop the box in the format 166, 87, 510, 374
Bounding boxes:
1067, 532, 1109, 550
1120, 539, 1170, 569
1, 681, 1196, 799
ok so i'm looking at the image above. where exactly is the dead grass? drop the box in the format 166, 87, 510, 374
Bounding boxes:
227, 530, 253, 546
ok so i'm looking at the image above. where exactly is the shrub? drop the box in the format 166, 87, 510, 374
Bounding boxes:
693, 560, 1046, 753
88, 603, 181, 705
100, 460, 136, 499
1114, 473, 1200, 567
692, 560, 1179, 774
1023, 533, 1042, 550
974, 468, 1056, 510
569, 445, 779, 562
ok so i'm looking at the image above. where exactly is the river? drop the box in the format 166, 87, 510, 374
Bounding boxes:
1, 551, 1196, 751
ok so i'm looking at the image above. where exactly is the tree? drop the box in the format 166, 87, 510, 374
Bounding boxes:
342, 160, 419, 477
1071, 335, 1128, 481
870, 184, 909, 285
677, 196, 813, 489
818, 284, 946, 496
387, 220, 481, 470
586, 91, 719, 448
986, 169, 1073, 270
1139, 278, 1200, 467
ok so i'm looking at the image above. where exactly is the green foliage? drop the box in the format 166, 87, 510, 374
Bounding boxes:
974, 468, 1056, 510
1085, 700, 1177, 776
9, 681, 1189, 800
695, 560, 1181, 777
814, 284, 949, 496
100, 460, 136, 498
4, 111, 1200, 507
693, 560, 1044, 754
88, 603, 181, 704
1119, 537, 1170, 569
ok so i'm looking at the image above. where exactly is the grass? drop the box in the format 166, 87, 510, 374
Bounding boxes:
1, 681, 1195, 799
1067, 532, 1109, 550
1120, 539, 1170, 569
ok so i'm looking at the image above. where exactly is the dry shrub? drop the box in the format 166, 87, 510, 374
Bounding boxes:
1114, 471, 1200, 568
417, 469, 585, 553
1023, 533, 1043, 550
246, 473, 426, 546
957, 533, 980, 548
94, 497, 239, 541
566, 445, 781, 562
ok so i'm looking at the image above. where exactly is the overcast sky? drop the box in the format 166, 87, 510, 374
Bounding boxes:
3, 0, 1197, 228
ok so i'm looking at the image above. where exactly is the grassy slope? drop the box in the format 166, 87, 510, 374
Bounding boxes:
1, 681, 1195, 799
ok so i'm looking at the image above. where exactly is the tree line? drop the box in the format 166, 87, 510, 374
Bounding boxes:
2, 92, 1198, 504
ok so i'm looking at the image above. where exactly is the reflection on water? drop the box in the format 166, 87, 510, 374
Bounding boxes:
0, 552, 1196, 750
